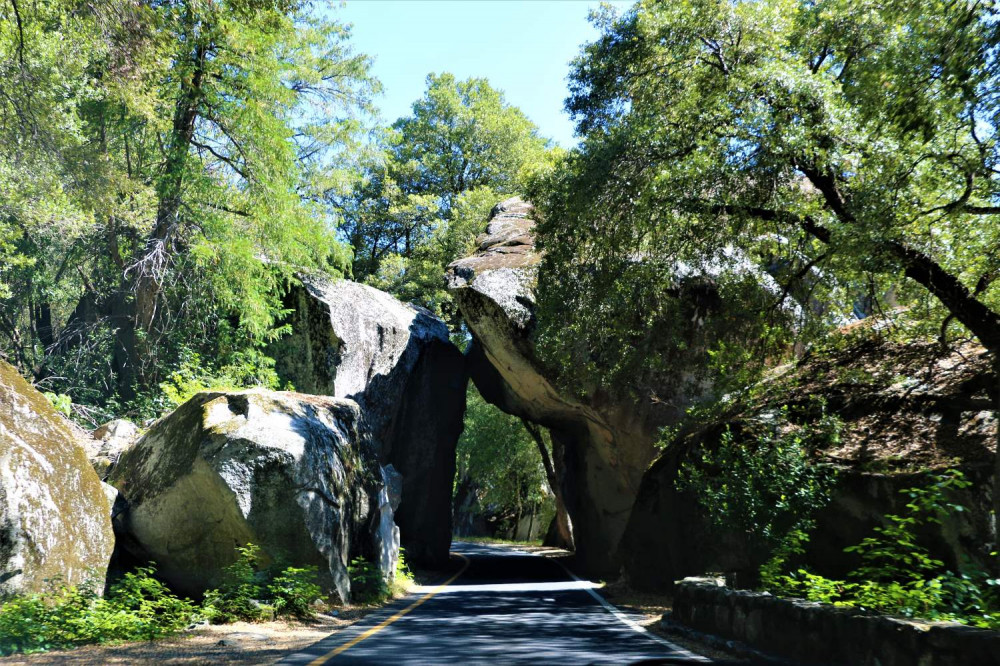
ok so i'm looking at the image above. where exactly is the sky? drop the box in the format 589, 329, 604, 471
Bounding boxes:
332, 0, 633, 147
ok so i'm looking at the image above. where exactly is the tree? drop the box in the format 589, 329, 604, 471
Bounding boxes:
455, 386, 553, 537
0, 0, 377, 416
532, 0, 1000, 534
337, 73, 554, 324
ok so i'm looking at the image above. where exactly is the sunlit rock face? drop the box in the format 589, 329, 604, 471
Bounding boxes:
448, 198, 797, 576
447, 198, 662, 575
270, 276, 466, 567
108, 390, 396, 602
84, 419, 141, 479
0, 360, 115, 596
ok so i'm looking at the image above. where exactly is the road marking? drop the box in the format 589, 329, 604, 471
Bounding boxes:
542, 552, 712, 663
306, 552, 470, 665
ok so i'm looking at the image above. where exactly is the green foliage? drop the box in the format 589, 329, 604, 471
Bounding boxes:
531, 0, 1000, 398
202, 544, 271, 624
389, 550, 415, 599
267, 567, 323, 619
158, 350, 281, 410
455, 386, 552, 531
347, 557, 389, 605
0, 568, 198, 656
346, 550, 412, 604
0, 0, 376, 414
766, 470, 1000, 628
43, 392, 73, 418
677, 400, 839, 565
336, 73, 555, 326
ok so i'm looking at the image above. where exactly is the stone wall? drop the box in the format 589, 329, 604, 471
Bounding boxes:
672, 577, 1000, 666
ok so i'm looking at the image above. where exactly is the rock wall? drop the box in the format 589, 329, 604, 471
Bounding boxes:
108, 390, 395, 601
0, 361, 115, 596
673, 577, 1000, 666
623, 339, 997, 590
270, 275, 466, 567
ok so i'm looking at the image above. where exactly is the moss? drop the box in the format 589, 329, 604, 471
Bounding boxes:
0, 361, 114, 595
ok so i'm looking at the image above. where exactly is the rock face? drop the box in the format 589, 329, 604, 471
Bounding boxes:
271, 275, 466, 566
623, 339, 997, 590
85, 419, 140, 479
0, 361, 115, 596
108, 390, 396, 601
448, 197, 800, 575
447, 198, 661, 574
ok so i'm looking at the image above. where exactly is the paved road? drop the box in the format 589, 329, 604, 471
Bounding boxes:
280, 542, 716, 665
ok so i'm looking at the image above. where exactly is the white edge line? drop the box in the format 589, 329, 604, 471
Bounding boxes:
518, 548, 712, 663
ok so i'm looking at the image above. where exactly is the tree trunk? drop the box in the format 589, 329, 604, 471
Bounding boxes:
521, 419, 575, 550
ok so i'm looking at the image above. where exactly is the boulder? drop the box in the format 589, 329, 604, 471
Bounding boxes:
623, 338, 997, 590
107, 390, 396, 601
0, 360, 115, 596
86, 419, 140, 479
447, 197, 796, 575
271, 275, 466, 566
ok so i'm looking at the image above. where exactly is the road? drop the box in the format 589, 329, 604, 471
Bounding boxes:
280, 542, 717, 665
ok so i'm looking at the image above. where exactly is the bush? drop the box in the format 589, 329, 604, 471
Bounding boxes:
348, 557, 387, 604
0, 568, 199, 656
202, 544, 271, 624
764, 470, 1000, 628
268, 567, 323, 619
390, 550, 415, 598
677, 401, 839, 573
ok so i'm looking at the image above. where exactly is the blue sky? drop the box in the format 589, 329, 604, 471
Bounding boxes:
332, 1, 633, 147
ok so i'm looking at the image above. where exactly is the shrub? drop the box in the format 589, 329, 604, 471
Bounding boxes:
389, 550, 414, 598
348, 557, 388, 604
677, 401, 839, 575
0, 567, 199, 656
268, 567, 323, 619
764, 470, 1000, 628
202, 544, 271, 624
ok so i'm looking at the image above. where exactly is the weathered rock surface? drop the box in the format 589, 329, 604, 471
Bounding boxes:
85, 419, 140, 479
271, 276, 466, 566
0, 361, 115, 596
448, 198, 788, 575
108, 390, 396, 601
623, 338, 996, 590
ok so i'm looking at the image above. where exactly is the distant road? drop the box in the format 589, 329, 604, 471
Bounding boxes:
279, 542, 716, 665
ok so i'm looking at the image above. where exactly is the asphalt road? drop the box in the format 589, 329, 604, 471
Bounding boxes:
279, 542, 717, 665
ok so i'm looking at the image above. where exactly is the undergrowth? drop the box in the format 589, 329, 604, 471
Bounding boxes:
0, 567, 198, 656
348, 550, 414, 604
761, 470, 1000, 629
0, 541, 399, 656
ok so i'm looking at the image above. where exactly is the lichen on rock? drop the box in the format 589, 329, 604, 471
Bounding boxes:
108, 389, 397, 602
0, 360, 115, 596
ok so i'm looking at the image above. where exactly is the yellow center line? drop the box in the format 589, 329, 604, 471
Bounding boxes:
308, 552, 471, 665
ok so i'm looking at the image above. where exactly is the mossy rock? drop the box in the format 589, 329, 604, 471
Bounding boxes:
0, 360, 115, 596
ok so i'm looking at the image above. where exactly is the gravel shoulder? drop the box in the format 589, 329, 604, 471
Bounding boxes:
0, 612, 371, 666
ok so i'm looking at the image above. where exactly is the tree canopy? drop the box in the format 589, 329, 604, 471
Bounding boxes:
337, 73, 554, 325
532, 0, 1000, 395
0, 0, 376, 417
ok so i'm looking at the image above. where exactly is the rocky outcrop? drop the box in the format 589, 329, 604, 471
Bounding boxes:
0, 361, 115, 596
623, 338, 996, 590
448, 198, 791, 575
107, 390, 396, 601
271, 276, 466, 566
85, 419, 140, 478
